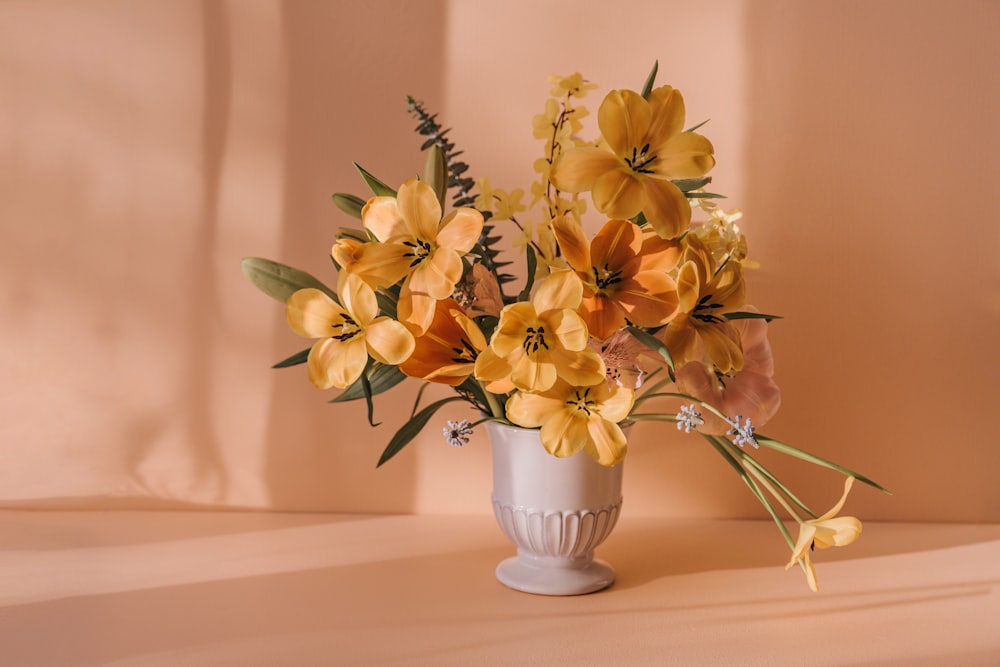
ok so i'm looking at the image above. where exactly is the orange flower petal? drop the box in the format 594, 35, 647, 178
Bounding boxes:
590, 218, 641, 272
616, 272, 679, 328
551, 215, 591, 272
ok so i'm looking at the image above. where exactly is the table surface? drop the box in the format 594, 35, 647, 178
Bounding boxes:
1, 511, 998, 666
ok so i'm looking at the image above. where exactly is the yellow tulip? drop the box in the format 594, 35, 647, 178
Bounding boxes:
786, 477, 864, 592
285, 273, 415, 390
506, 379, 634, 467
356, 178, 484, 335
474, 270, 605, 393
550, 86, 714, 240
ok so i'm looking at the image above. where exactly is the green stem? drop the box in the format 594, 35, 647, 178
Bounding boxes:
481, 384, 504, 420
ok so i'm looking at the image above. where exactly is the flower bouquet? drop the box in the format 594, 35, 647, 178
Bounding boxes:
243, 63, 887, 592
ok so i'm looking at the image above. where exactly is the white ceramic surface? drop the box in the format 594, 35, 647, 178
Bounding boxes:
486, 421, 624, 595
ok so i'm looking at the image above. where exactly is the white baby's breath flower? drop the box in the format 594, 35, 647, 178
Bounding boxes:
443, 420, 474, 447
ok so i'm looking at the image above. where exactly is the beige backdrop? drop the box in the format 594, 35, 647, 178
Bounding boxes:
1, 0, 997, 521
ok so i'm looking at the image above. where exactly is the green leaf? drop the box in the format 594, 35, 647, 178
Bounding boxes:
686, 191, 727, 199
424, 144, 448, 210
626, 326, 673, 370
332, 193, 366, 219
272, 347, 310, 369
725, 311, 784, 322
640, 60, 659, 99
375, 290, 398, 319
331, 363, 408, 403
360, 361, 379, 427
672, 177, 712, 192
241, 257, 336, 303
377, 396, 465, 467
685, 118, 710, 133
518, 245, 537, 301
756, 436, 892, 494
354, 162, 397, 197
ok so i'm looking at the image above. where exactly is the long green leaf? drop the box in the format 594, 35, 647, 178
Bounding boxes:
360, 360, 379, 426
703, 434, 796, 549
377, 397, 465, 467
354, 163, 397, 197
272, 348, 310, 369
672, 177, 712, 193
424, 144, 448, 210
640, 60, 658, 99
331, 363, 408, 403
332, 193, 367, 219
626, 326, 674, 370
241, 257, 336, 303
756, 436, 891, 494
518, 245, 537, 301
726, 311, 784, 322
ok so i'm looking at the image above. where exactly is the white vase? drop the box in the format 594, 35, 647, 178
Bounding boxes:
486, 420, 624, 595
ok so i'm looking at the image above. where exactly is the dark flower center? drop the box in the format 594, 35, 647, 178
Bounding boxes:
622, 143, 657, 174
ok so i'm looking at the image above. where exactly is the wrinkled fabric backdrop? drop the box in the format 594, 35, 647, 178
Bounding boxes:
1, 0, 997, 521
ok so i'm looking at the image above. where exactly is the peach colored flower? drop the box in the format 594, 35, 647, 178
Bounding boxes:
675, 312, 781, 434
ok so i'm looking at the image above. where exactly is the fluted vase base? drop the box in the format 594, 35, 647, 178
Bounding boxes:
487, 421, 625, 597
495, 554, 615, 596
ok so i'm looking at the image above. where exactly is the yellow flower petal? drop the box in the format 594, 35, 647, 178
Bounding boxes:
473, 346, 513, 384
409, 249, 463, 300
505, 390, 564, 429
339, 272, 378, 327
397, 178, 442, 241
362, 196, 408, 242
396, 290, 436, 336
286, 288, 345, 339
548, 347, 606, 387
640, 178, 691, 240
597, 89, 651, 157
547, 309, 590, 351
644, 85, 686, 146
326, 336, 369, 388
539, 409, 587, 458
654, 131, 716, 179
510, 351, 557, 392
437, 208, 484, 254
534, 269, 583, 313
364, 317, 415, 365
584, 416, 628, 466
550, 147, 621, 193
592, 168, 643, 220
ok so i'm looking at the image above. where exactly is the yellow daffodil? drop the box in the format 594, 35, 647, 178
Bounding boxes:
552, 216, 681, 339
550, 86, 715, 240
285, 273, 415, 390
357, 178, 484, 335
399, 298, 487, 387
786, 477, 864, 592
474, 270, 605, 393
662, 235, 746, 373
506, 379, 634, 466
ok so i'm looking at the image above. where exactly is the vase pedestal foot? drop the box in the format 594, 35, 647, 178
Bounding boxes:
495, 556, 615, 596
